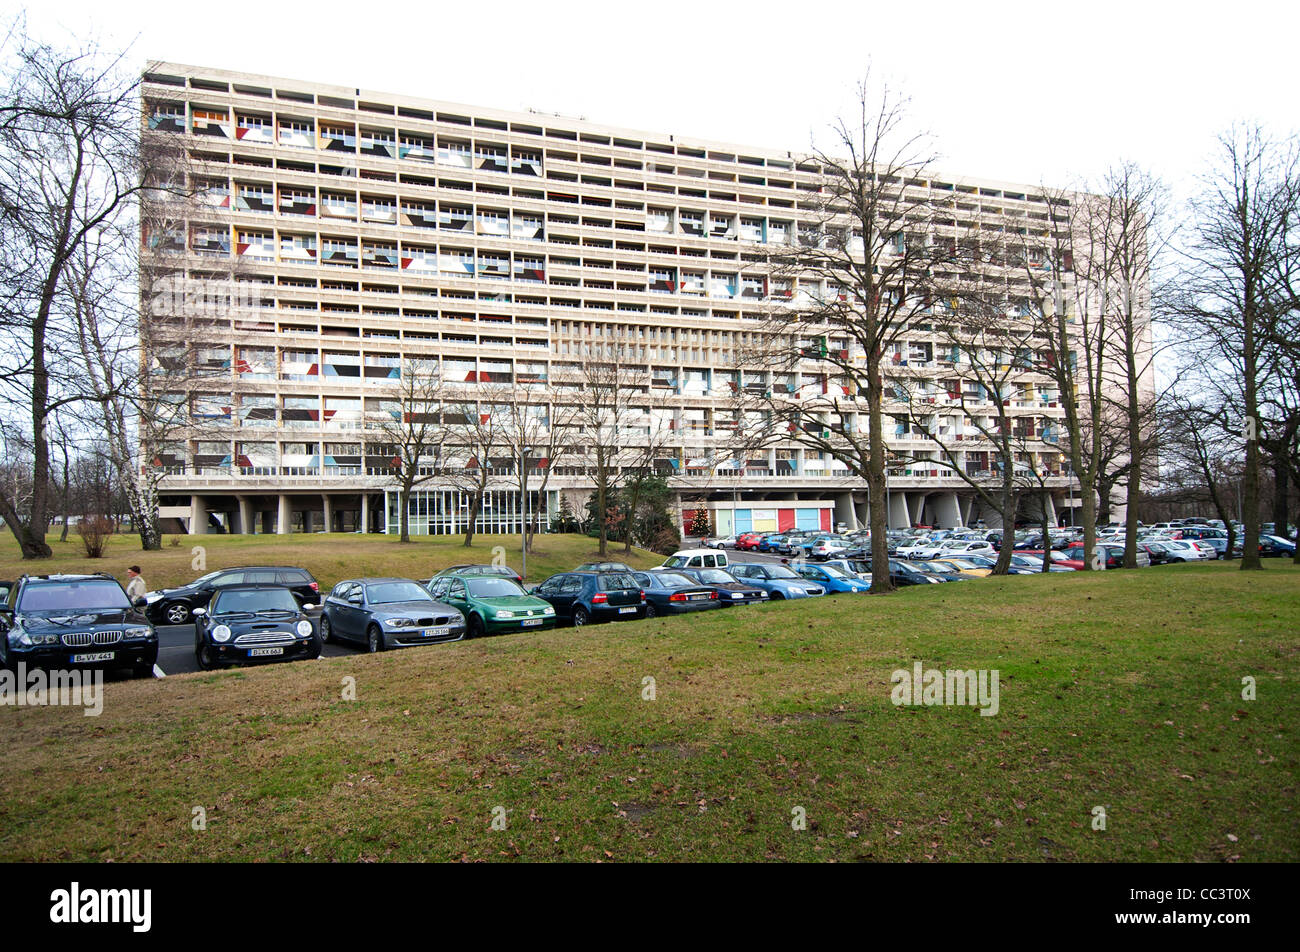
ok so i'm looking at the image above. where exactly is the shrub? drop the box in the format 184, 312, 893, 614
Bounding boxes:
76, 516, 115, 559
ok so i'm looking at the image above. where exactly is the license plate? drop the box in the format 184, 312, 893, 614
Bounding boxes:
425, 627, 449, 637
521, 619, 543, 627
617, 607, 636, 614
248, 647, 283, 657
71, 651, 114, 663
688, 593, 707, 600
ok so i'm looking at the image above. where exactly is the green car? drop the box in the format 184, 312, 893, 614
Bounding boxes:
424, 573, 556, 638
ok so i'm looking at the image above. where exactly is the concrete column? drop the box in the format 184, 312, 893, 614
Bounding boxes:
836, 492, 858, 530
934, 492, 962, 528
303, 508, 313, 534
888, 492, 910, 529
1042, 492, 1057, 528
360, 494, 369, 534
189, 495, 205, 535
277, 494, 290, 535
322, 494, 333, 534
236, 496, 252, 535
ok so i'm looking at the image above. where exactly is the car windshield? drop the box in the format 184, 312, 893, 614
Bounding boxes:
212, 588, 298, 614
766, 566, 800, 579
19, 580, 130, 612
821, 564, 853, 579
923, 562, 959, 574
696, 569, 735, 583
468, 578, 527, 598
366, 581, 432, 604
662, 556, 689, 568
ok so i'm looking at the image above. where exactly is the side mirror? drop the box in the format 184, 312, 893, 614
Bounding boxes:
347, 595, 363, 606
301, 603, 316, 611
133, 597, 147, 609
192, 607, 207, 618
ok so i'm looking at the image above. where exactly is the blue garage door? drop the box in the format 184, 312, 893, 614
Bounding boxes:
734, 509, 752, 533
796, 508, 821, 530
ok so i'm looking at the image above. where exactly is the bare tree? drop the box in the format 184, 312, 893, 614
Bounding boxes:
0, 29, 144, 558
757, 75, 955, 593
1173, 125, 1299, 570
370, 359, 444, 543
572, 349, 646, 558
439, 384, 512, 548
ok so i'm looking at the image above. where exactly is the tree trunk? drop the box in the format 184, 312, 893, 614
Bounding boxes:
398, 478, 412, 543
1040, 492, 1052, 573
866, 352, 893, 593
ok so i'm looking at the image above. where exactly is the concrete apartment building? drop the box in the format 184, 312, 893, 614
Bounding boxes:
141, 63, 1102, 537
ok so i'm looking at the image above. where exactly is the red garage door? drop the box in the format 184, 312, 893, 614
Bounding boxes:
778, 508, 796, 531
820, 509, 832, 531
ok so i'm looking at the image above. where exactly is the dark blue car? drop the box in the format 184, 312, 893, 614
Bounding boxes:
532, 571, 646, 626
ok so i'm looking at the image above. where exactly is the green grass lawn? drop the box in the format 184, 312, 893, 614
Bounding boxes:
0, 555, 1296, 862
0, 531, 663, 591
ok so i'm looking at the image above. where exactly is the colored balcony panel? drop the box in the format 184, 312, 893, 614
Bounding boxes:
363, 242, 399, 268
438, 204, 473, 231
281, 233, 319, 263
191, 107, 231, 138
399, 134, 437, 162
436, 139, 472, 168
191, 225, 230, 257
474, 143, 508, 173
277, 117, 315, 149
320, 192, 357, 220
361, 129, 396, 158
235, 183, 273, 213
401, 201, 438, 228
148, 101, 186, 133
278, 186, 316, 216
320, 124, 356, 152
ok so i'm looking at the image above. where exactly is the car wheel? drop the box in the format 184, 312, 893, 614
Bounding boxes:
195, 644, 219, 671
769, 591, 785, 600
645, 602, 658, 618
467, 614, 486, 639
164, 602, 191, 626
319, 615, 333, 644
573, 606, 590, 627
366, 625, 384, 653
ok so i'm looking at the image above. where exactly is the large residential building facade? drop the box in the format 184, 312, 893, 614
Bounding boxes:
141, 63, 1103, 537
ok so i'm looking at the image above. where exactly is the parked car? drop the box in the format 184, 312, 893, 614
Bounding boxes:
193, 584, 319, 670
0, 573, 158, 677
1008, 553, 1073, 573
821, 557, 873, 581
735, 533, 765, 551
703, 535, 738, 549
1155, 540, 1213, 563
532, 571, 646, 626
791, 562, 871, 593
1021, 549, 1086, 570
728, 562, 826, 598
630, 571, 721, 617
1063, 543, 1150, 568
806, 535, 852, 561
430, 563, 524, 585
661, 549, 730, 570
756, 534, 787, 553
143, 566, 320, 626
424, 574, 552, 638
918, 560, 972, 582
322, 577, 466, 651
574, 562, 635, 574
668, 567, 769, 605
889, 560, 947, 586
934, 557, 993, 578
1260, 535, 1297, 557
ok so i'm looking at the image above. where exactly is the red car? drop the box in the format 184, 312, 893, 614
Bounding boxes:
735, 533, 764, 551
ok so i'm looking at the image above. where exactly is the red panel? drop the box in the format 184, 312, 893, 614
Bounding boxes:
778, 509, 796, 531
820, 509, 832, 531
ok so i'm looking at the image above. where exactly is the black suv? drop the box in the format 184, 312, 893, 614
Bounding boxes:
143, 566, 320, 625
0, 574, 158, 677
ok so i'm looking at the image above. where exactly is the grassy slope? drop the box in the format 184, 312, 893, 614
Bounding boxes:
0, 532, 663, 591
0, 556, 1295, 862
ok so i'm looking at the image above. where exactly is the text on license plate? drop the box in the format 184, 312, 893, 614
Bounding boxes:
248, 647, 284, 657
618, 607, 636, 614
521, 619, 543, 626
71, 651, 114, 663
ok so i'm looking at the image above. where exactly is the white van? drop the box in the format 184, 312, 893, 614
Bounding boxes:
662, 548, 730, 570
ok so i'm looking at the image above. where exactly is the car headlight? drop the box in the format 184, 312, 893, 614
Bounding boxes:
385, 617, 414, 628
294, 620, 312, 637
759, 591, 768, 597
124, 626, 152, 639
212, 625, 232, 642
494, 610, 515, 619
542, 606, 555, 615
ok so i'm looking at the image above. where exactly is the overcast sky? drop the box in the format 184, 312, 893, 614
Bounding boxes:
17, 0, 1299, 197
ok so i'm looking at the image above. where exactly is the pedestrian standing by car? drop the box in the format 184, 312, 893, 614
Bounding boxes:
125, 565, 147, 602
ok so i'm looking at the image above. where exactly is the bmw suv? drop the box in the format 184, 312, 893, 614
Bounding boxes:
143, 566, 320, 625
0, 574, 158, 677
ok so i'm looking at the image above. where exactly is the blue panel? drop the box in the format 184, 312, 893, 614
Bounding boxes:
796, 508, 820, 530
735, 509, 752, 534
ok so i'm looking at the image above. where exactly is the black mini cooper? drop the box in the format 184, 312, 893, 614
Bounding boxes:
193, 584, 320, 670
0, 574, 158, 677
